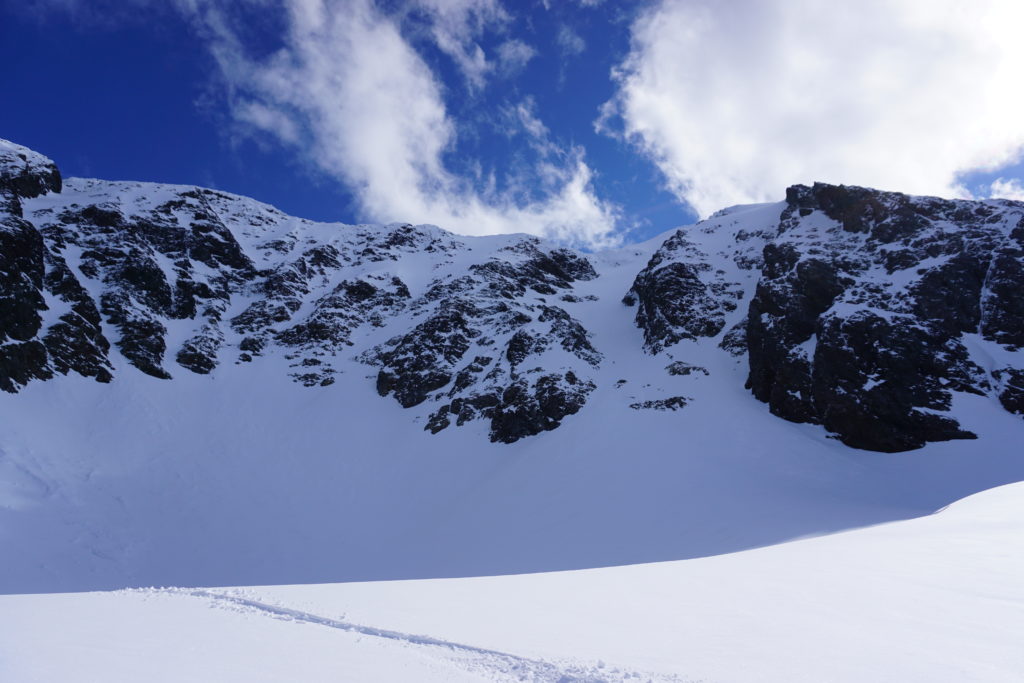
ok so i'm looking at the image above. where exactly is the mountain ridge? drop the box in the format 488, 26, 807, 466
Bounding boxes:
3, 138, 1023, 451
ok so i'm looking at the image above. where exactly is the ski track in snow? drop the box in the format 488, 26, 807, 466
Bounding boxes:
152, 587, 686, 683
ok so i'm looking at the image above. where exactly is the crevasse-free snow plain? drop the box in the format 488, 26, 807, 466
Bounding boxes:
1, 138, 1023, 681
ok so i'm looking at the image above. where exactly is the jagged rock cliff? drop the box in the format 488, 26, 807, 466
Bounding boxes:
0, 140, 604, 443
2, 139, 1022, 451
744, 184, 1024, 451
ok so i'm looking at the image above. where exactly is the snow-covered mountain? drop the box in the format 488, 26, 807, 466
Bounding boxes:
4, 139, 1022, 450
2, 139, 1024, 679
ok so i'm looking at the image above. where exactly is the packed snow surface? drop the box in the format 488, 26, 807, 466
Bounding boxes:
3, 482, 1022, 682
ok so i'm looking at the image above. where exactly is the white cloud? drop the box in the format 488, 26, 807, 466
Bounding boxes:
499, 97, 589, 192
541, 0, 604, 8
408, 0, 507, 89
231, 101, 302, 145
496, 39, 537, 76
511, 97, 550, 143
557, 25, 586, 56
605, 0, 1024, 216
199, 0, 618, 247
988, 178, 1024, 201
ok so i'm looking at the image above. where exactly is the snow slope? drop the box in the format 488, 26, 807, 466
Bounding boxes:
3, 238, 1023, 593
3, 481, 1022, 682
2, 164, 1024, 594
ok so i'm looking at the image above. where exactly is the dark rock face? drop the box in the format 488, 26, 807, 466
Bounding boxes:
0, 340, 50, 393
0, 142, 435, 395
0, 141, 62, 201
718, 318, 747, 356
625, 231, 742, 353
0, 141, 111, 392
1, 139, 603, 443
6, 170, 449, 392
42, 256, 112, 383
365, 239, 602, 443
0, 217, 46, 344
666, 362, 708, 377
982, 223, 1024, 419
994, 368, 1024, 415
629, 396, 689, 411
100, 291, 171, 379
375, 304, 479, 408
810, 312, 978, 451
744, 183, 1020, 451
176, 325, 223, 375
45, 192, 255, 380
275, 276, 411, 386
488, 371, 596, 443
981, 221, 1024, 349
746, 249, 852, 425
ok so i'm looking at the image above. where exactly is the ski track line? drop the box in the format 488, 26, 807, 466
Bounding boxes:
146, 587, 687, 683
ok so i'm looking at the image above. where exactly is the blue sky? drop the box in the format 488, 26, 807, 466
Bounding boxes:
4, 0, 1024, 247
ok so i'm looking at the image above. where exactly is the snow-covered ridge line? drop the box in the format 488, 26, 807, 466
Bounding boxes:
2, 138, 1023, 451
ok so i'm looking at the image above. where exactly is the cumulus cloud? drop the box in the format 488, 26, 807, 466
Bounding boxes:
198, 0, 617, 246
988, 178, 1024, 202
604, 0, 1024, 216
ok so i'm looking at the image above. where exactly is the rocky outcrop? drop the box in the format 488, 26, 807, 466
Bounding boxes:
744, 183, 1021, 451
981, 222, 1024, 348
488, 371, 596, 443
365, 239, 602, 443
0, 140, 605, 442
0, 140, 101, 392
629, 396, 689, 411
0, 139, 61, 202
624, 231, 743, 353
